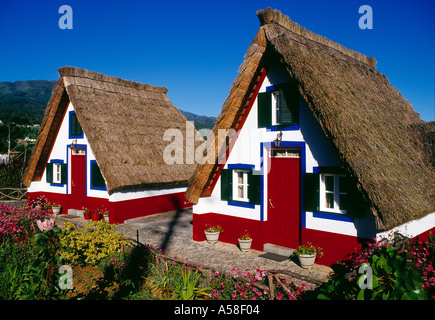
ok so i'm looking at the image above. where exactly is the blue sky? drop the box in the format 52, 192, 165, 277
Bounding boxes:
0, 0, 434, 121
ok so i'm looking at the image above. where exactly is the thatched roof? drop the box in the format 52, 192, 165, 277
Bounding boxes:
23, 66, 197, 194
185, 8, 435, 231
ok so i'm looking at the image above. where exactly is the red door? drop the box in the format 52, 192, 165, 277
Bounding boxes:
70, 148, 86, 209
267, 149, 300, 248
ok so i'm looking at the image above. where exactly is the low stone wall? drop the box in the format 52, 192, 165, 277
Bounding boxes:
0, 200, 27, 207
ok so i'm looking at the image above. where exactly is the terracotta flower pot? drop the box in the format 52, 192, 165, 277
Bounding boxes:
91, 213, 102, 221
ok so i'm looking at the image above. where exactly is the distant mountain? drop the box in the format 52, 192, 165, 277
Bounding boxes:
0, 80, 57, 125
0, 80, 216, 129
179, 110, 216, 130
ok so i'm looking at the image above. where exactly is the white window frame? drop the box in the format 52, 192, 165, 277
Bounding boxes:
53, 162, 62, 184
271, 91, 280, 126
319, 174, 347, 214
232, 169, 249, 202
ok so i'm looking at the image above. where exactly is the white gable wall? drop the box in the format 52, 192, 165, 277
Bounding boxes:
28, 101, 108, 199
194, 64, 377, 238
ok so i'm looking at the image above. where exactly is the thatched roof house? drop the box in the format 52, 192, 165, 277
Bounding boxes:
23, 66, 197, 223
186, 8, 434, 232
23, 66, 195, 193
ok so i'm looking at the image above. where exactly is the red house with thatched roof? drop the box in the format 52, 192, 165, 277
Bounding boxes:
22, 66, 196, 224
185, 8, 435, 265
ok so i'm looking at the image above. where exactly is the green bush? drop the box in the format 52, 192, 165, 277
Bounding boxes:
311, 233, 434, 300
0, 221, 70, 300
60, 220, 126, 266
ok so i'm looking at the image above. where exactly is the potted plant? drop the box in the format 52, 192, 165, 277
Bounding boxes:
51, 203, 62, 216
43, 201, 52, 213
294, 242, 324, 269
204, 225, 223, 244
91, 205, 109, 221
238, 231, 252, 252
91, 205, 108, 221
82, 207, 91, 220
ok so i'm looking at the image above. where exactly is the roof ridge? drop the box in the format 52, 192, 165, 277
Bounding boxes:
256, 8, 377, 68
58, 66, 168, 94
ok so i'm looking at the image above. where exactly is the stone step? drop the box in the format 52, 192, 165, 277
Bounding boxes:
68, 209, 84, 217
263, 243, 295, 257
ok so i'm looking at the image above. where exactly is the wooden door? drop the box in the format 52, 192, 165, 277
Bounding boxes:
267, 149, 300, 248
70, 148, 86, 209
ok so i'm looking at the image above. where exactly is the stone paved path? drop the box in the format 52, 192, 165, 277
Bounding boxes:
56, 209, 333, 290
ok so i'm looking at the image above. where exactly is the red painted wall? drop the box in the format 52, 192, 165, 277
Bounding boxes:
301, 228, 367, 266
193, 213, 265, 251
27, 190, 191, 224
192, 212, 369, 266
110, 192, 191, 224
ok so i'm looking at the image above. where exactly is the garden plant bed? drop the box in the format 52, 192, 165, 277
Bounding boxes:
1, 203, 434, 300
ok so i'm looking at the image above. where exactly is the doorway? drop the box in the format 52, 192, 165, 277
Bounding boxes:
267, 148, 300, 248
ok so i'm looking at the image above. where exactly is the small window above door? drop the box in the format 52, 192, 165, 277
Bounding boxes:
270, 148, 300, 158
72, 148, 86, 155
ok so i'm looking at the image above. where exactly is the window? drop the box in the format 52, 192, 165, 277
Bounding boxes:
258, 84, 298, 128
270, 148, 300, 158
53, 163, 62, 184
271, 91, 280, 126
220, 166, 261, 206
90, 160, 106, 190
232, 170, 249, 202
69, 111, 83, 138
46, 161, 66, 185
319, 174, 347, 214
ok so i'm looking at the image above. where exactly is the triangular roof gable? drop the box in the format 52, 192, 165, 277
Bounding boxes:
186, 8, 435, 231
23, 66, 197, 193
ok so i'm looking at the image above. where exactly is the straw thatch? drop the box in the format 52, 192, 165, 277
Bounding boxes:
185, 8, 435, 231
22, 66, 197, 194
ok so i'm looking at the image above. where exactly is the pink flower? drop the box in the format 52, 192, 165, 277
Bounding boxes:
276, 293, 284, 300
36, 218, 55, 232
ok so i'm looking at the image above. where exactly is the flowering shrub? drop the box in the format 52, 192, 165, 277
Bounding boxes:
295, 242, 324, 259
313, 232, 435, 300
28, 195, 48, 209
239, 231, 251, 240
36, 217, 55, 232
205, 225, 223, 233
93, 205, 109, 217
207, 267, 307, 300
60, 220, 126, 266
0, 204, 48, 243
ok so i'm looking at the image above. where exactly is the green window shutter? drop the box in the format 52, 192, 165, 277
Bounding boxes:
91, 161, 106, 188
220, 169, 232, 201
257, 92, 272, 128
279, 88, 294, 126
60, 163, 67, 185
303, 172, 319, 212
46, 163, 53, 183
248, 170, 261, 205
339, 176, 365, 217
